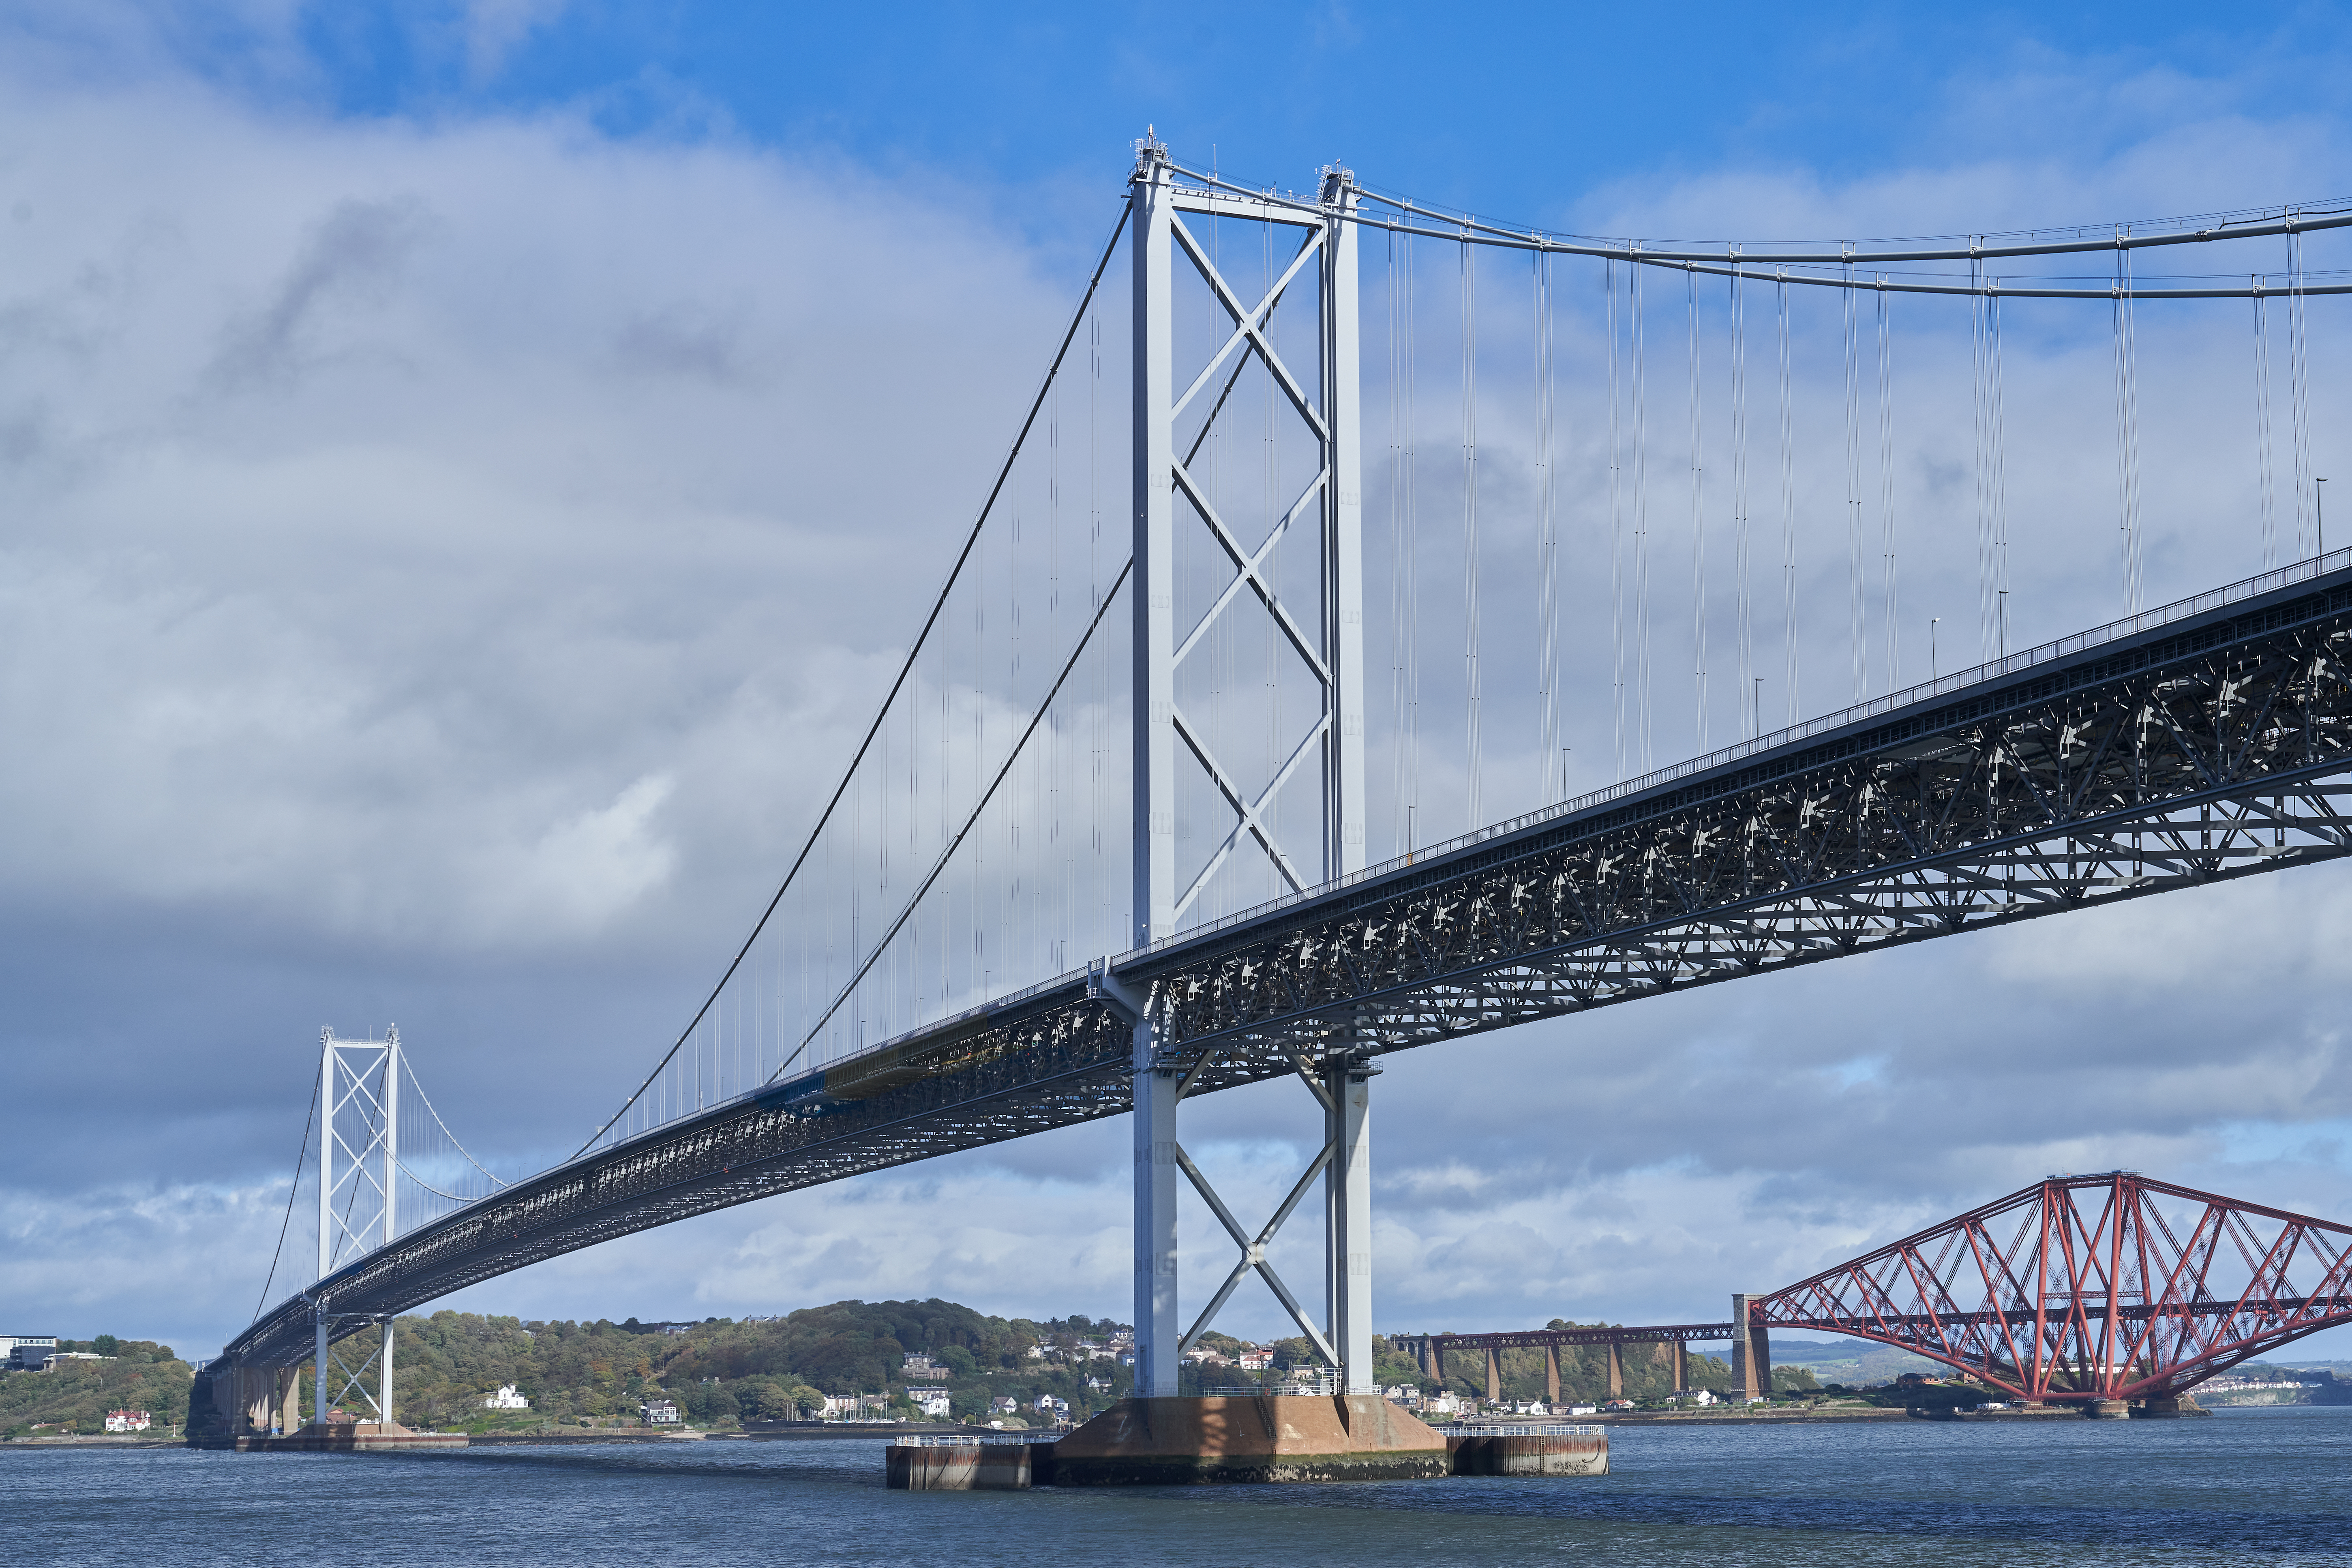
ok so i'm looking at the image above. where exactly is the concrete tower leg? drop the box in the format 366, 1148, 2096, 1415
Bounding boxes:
1326, 1057, 1373, 1394
1131, 1019, 1179, 1399
1673, 1341, 1688, 1394
380, 1317, 394, 1430
1607, 1341, 1624, 1401
1125, 123, 1180, 1413
1485, 1346, 1501, 1404
314, 1312, 329, 1428
1544, 1344, 1561, 1405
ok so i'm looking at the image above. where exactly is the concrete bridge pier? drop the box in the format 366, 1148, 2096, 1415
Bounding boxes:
314, 1312, 330, 1427
1544, 1344, 1560, 1403
1606, 1341, 1624, 1401
276, 1367, 302, 1436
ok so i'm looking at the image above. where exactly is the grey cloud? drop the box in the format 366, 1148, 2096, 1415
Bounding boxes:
208, 196, 434, 390
612, 300, 764, 386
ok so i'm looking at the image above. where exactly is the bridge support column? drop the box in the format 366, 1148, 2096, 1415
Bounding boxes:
1671, 1340, 1687, 1394
1544, 1344, 1560, 1404
1730, 1294, 1771, 1401
313, 1311, 329, 1427
1607, 1340, 1624, 1401
1132, 1022, 1179, 1398
277, 1367, 301, 1436
379, 1315, 394, 1429
1485, 1345, 1501, 1404
1326, 1056, 1373, 1394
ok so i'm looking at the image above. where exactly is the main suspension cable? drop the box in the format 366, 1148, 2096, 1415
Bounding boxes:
574, 204, 1130, 1159
770, 558, 1134, 1084
250, 1068, 319, 1324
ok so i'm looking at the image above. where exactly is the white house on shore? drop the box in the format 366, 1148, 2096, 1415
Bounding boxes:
482, 1385, 530, 1410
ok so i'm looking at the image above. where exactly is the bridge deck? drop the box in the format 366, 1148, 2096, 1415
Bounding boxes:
221, 551, 2352, 1370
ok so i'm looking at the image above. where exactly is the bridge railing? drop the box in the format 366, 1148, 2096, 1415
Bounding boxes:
1142, 543, 2352, 960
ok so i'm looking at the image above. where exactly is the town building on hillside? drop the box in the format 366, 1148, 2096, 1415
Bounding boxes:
913, 1389, 953, 1419
1237, 1347, 1273, 1370
640, 1400, 681, 1425
104, 1410, 150, 1433
482, 1385, 530, 1410
902, 1354, 948, 1382
2, 1336, 59, 1370
1032, 1394, 1068, 1417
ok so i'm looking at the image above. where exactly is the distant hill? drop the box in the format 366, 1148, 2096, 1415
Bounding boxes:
0, 1340, 191, 1438
321, 1300, 1141, 1433
1765, 1335, 1943, 1386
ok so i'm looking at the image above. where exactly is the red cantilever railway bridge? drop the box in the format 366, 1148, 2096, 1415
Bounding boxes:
1399, 1173, 2352, 1407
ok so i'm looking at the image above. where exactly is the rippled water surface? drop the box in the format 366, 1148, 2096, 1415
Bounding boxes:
18, 1407, 2352, 1565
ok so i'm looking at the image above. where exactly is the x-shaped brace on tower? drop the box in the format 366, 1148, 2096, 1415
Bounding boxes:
1127, 141, 1371, 1398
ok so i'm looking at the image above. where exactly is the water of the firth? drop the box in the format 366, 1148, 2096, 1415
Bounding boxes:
16, 1407, 2352, 1565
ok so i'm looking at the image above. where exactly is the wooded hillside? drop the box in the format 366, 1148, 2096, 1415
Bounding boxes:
0, 1339, 191, 1438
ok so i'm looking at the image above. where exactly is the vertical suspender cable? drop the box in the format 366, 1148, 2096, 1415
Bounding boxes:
1634, 252, 1653, 771
1731, 259, 1752, 737
1390, 229, 1412, 852
1971, 251, 1992, 660
1687, 263, 1707, 747
2122, 234, 2145, 611
1778, 270, 1798, 724
1877, 278, 1898, 690
1388, 229, 1403, 849
1462, 234, 1482, 828
1842, 253, 1865, 701
1405, 235, 1420, 847
1536, 250, 1560, 795
1990, 284, 2010, 655
2290, 222, 2315, 560
2256, 276, 2277, 570
1608, 259, 1627, 779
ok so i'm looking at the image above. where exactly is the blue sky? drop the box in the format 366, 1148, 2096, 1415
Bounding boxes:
10, 0, 2352, 1363
53, 2, 2352, 226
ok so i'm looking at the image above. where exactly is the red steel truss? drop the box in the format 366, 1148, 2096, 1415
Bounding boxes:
1754, 1172, 2352, 1402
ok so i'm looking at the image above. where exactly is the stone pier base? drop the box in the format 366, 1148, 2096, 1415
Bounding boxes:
2085, 1399, 2132, 1420
1048, 1396, 1449, 1485
195, 1422, 467, 1452
887, 1441, 1032, 1490
1448, 1431, 1609, 1476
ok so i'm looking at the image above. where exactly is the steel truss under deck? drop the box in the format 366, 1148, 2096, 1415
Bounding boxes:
214, 556, 2352, 1376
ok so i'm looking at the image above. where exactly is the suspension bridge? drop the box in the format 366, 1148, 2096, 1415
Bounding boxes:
193, 139, 2352, 1439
